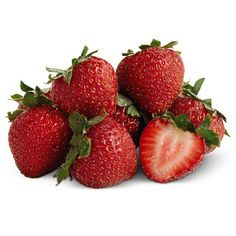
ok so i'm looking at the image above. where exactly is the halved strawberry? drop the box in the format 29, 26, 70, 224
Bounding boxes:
140, 117, 206, 183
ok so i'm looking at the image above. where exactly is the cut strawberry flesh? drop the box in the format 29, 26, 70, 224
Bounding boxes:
140, 118, 205, 182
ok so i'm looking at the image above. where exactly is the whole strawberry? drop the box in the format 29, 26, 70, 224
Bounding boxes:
8, 106, 71, 177
56, 113, 137, 188
113, 94, 144, 145
8, 83, 72, 177
117, 39, 184, 115
47, 46, 117, 118
170, 78, 227, 153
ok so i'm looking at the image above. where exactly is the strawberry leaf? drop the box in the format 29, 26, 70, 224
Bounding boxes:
11, 94, 23, 102
81, 45, 89, 57
214, 110, 227, 123
122, 49, 134, 56
55, 146, 79, 185
174, 114, 195, 132
224, 129, 230, 137
150, 39, 161, 47
118, 94, 133, 107
196, 116, 220, 148
69, 112, 88, 135
127, 105, 141, 117
162, 41, 178, 49
193, 78, 205, 95
87, 114, 106, 128
46, 67, 68, 83
35, 86, 43, 96
20, 81, 34, 92
203, 98, 212, 107
78, 136, 91, 158
70, 134, 80, 147
198, 115, 210, 129
118, 93, 141, 118
36, 95, 52, 106
153, 111, 176, 123
197, 129, 220, 148
22, 92, 37, 107
70, 134, 91, 158
86, 49, 98, 58
46, 67, 65, 74
7, 110, 23, 122
139, 44, 150, 50
63, 70, 73, 83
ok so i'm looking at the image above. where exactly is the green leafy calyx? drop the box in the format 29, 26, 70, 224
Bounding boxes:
182, 78, 227, 123
7, 81, 52, 121
139, 38, 178, 51
117, 94, 141, 117
122, 49, 134, 56
55, 112, 106, 185
153, 112, 220, 148
7, 110, 24, 122
46, 46, 98, 84
195, 116, 220, 148
122, 38, 179, 57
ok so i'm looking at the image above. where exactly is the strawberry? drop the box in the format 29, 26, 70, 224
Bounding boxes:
113, 94, 144, 145
8, 82, 72, 177
170, 78, 227, 153
56, 113, 137, 188
47, 46, 117, 118
139, 113, 219, 183
116, 39, 184, 115
8, 105, 72, 177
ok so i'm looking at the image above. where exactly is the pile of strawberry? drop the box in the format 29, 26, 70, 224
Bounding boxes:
7, 39, 228, 188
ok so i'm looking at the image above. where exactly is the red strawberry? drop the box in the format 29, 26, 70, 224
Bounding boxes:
140, 117, 205, 183
56, 113, 137, 188
8, 105, 72, 178
169, 78, 226, 153
117, 39, 184, 115
47, 46, 117, 118
113, 94, 144, 145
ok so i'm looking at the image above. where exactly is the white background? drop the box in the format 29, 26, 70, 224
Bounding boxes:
0, 0, 235, 235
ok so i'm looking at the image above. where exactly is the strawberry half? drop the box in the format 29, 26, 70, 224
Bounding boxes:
140, 112, 219, 183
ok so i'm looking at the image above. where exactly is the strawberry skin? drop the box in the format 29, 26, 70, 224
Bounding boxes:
113, 106, 143, 145
8, 105, 72, 177
117, 47, 184, 114
51, 56, 117, 118
70, 117, 137, 188
170, 96, 225, 152
140, 118, 205, 183
170, 96, 208, 127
